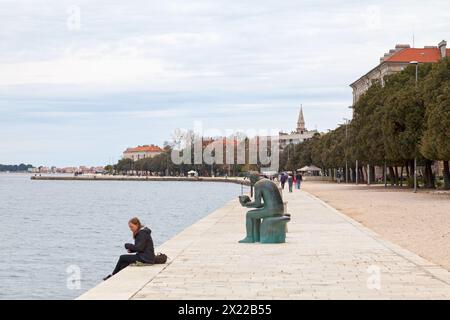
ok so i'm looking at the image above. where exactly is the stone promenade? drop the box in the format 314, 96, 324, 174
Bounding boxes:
78, 190, 450, 300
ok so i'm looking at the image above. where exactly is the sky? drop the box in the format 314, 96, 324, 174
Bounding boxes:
1, 0, 449, 167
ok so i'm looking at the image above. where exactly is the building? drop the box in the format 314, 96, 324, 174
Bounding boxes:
123, 144, 164, 161
349, 40, 449, 182
350, 40, 449, 104
278, 106, 318, 150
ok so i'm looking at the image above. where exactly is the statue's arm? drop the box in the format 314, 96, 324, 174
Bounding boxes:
244, 188, 264, 208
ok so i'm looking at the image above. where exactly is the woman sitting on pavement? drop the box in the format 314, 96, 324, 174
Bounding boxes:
104, 217, 155, 280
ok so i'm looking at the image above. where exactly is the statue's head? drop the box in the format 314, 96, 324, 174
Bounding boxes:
248, 172, 261, 185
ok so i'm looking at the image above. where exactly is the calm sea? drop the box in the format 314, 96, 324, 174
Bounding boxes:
0, 174, 242, 300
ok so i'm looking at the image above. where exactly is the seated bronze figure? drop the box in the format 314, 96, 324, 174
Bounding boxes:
239, 174, 290, 244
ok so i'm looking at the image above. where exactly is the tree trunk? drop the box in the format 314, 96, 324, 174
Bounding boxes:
444, 161, 450, 190
423, 160, 435, 189
410, 159, 415, 179
408, 164, 415, 188
359, 167, 364, 183
370, 165, 376, 183
388, 166, 395, 186
400, 166, 404, 187
394, 166, 399, 186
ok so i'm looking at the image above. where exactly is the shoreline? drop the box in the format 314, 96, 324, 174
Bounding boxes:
77, 198, 240, 300
31, 175, 251, 186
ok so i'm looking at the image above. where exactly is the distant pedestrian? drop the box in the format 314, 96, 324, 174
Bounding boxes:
280, 173, 287, 189
288, 174, 294, 193
296, 172, 303, 189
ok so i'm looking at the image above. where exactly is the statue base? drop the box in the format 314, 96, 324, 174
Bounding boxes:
260, 215, 290, 244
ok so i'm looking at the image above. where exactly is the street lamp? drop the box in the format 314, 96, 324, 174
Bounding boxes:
348, 105, 354, 118
356, 159, 359, 185
410, 61, 419, 87
347, 106, 354, 183
343, 117, 350, 183
410, 61, 419, 193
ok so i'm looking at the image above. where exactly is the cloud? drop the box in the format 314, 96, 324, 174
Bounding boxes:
1, 0, 449, 165
0, 55, 165, 86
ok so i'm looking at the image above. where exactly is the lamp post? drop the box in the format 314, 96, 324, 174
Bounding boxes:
347, 106, 354, 183
343, 118, 350, 183
384, 161, 387, 187
410, 61, 419, 193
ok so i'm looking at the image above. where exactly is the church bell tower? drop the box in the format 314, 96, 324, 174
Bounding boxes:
296, 105, 306, 134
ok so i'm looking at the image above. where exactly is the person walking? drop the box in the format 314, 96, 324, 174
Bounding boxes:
288, 174, 294, 193
280, 173, 287, 189
296, 172, 303, 189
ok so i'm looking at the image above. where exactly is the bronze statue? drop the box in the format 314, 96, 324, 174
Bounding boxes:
239, 174, 289, 243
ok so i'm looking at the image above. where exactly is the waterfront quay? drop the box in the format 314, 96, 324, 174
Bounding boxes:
31, 175, 250, 186
78, 189, 450, 300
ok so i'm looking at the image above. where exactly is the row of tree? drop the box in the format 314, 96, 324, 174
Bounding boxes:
0, 163, 33, 172
106, 143, 262, 177
105, 59, 449, 189
280, 58, 450, 189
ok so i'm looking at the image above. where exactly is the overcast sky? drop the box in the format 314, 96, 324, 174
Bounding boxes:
1, 0, 449, 166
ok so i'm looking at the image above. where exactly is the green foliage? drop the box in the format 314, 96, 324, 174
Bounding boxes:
114, 158, 134, 174
352, 82, 385, 165
421, 58, 450, 161
110, 144, 252, 177
280, 58, 449, 188
0, 164, 34, 172
104, 165, 114, 173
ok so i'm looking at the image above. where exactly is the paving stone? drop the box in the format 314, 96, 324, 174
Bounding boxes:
78, 190, 450, 300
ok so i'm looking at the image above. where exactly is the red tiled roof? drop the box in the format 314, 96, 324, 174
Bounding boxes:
125, 145, 163, 153
385, 48, 450, 63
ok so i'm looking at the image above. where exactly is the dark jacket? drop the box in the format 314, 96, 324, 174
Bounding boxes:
125, 227, 155, 264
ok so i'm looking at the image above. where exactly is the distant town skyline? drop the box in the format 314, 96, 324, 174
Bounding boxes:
1, 0, 450, 166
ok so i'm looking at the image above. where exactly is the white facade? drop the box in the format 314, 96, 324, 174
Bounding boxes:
350, 41, 448, 104
123, 145, 163, 161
